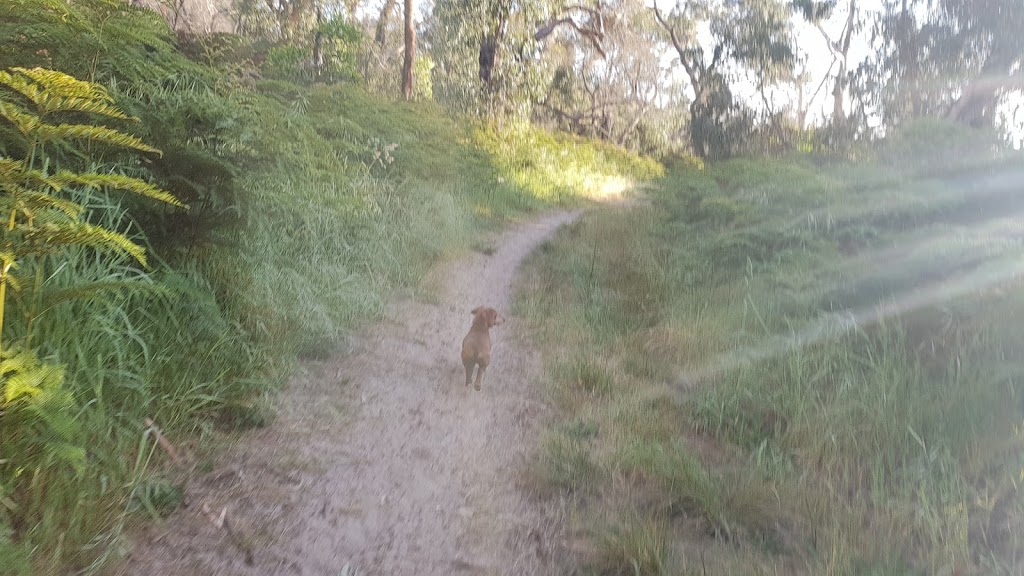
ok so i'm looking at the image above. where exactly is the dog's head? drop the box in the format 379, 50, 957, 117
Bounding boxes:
471, 306, 504, 328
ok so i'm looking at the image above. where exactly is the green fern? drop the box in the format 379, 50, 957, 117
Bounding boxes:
0, 67, 131, 118
55, 171, 184, 207
19, 220, 149, 265
0, 346, 83, 476
0, 66, 185, 351
0, 346, 65, 404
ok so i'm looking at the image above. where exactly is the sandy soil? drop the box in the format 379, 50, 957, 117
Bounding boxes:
116, 210, 581, 576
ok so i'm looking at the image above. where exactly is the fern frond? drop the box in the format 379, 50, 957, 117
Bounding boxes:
0, 68, 109, 111
17, 191, 84, 218
0, 158, 61, 192
55, 171, 185, 208
0, 69, 46, 109
21, 221, 147, 266
0, 100, 40, 137
4, 274, 21, 293
1, 347, 65, 405
0, 254, 19, 291
37, 95, 133, 120
33, 123, 161, 155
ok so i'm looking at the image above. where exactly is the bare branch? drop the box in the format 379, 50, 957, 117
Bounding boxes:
534, 4, 607, 58
946, 72, 1024, 121
652, 1, 697, 86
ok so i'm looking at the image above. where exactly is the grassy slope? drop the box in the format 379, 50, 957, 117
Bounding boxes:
0, 3, 659, 573
517, 130, 1024, 574
212, 83, 663, 357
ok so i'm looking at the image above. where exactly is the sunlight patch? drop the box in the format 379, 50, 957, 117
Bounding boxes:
586, 175, 634, 202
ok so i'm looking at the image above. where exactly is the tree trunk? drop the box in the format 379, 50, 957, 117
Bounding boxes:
478, 17, 506, 88
809, 0, 856, 122
375, 0, 397, 47
401, 0, 415, 100
832, 68, 845, 121
946, 72, 1024, 128
311, 2, 324, 77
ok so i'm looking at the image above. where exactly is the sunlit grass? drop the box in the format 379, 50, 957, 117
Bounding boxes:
472, 121, 663, 205
518, 136, 1024, 573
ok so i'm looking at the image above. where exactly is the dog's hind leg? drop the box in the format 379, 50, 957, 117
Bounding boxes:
474, 361, 488, 391
463, 361, 474, 387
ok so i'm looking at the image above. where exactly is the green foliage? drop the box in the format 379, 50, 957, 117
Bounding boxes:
541, 428, 602, 493
519, 146, 1024, 572
429, 0, 551, 117
473, 122, 663, 203
1, 347, 77, 446
265, 44, 311, 83
0, 66, 183, 345
0, 1, 663, 573
1, 0, 269, 264
877, 118, 1009, 176
0, 524, 30, 575
0, 0, 210, 87
592, 517, 669, 576
0, 65, 205, 573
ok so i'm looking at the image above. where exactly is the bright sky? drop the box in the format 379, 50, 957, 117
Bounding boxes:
654, 0, 1024, 144
662, 0, 891, 124
386, 0, 1023, 144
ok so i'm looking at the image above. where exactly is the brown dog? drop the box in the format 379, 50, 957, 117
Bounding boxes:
461, 306, 504, 390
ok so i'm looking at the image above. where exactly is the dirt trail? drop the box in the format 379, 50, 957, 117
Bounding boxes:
119, 210, 580, 576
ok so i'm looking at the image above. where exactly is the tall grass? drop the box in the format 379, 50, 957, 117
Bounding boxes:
0, 9, 661, 569
518, 123, 1024, 573
0, 0, 663, 570
203, 83, 658, 358
0, 188, 263, 573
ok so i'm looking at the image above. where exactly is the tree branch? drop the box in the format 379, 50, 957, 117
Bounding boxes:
534, 4, 607, 58
946, 72, 1024, 122
652, 1, 698, 88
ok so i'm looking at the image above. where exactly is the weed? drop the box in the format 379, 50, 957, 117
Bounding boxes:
592, 516, 670, 576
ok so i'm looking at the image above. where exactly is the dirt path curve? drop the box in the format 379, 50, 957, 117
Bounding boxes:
119, 210, 581, 576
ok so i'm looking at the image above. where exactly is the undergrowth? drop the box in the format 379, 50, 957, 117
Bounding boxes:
517, 122, 1024, 574
0, 1, 655, 573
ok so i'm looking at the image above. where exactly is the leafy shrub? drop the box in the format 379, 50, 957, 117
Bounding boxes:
0, 66, 193, 572
879, 118, 1006, 176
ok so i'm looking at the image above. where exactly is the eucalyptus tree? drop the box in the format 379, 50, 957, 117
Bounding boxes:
535, 0, 687, 154
855, 0, 1024, 132
429, 0, 611, 118
401, 0, 414, 99
792, 0, 860, 122
652, 0, 796, 159
937, 0, 1024, 129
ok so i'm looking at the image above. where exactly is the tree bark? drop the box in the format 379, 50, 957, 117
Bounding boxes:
946, 72, 1024, 127
311, 1, 324, 77
401, 0, 415, 100
478, 17, 506, 87
813, 0, 856, 121
375, 0, 397, 48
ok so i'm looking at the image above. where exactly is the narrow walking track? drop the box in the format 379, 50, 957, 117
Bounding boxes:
119, 210, 581, 576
